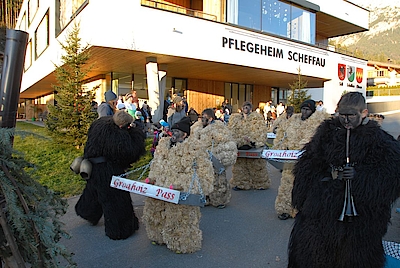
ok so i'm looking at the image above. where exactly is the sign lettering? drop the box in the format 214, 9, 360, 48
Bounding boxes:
261, 150, 303, 160
111, 176, 180, 204
222, 37, 325, 67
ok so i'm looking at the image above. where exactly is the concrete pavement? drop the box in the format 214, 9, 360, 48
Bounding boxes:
59, 165, 400, 268
60, 166, 293, 268
20, 113, 400, 267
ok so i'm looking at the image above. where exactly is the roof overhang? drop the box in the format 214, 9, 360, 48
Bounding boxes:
316, 12, 368, 38
19, 46, 328, 99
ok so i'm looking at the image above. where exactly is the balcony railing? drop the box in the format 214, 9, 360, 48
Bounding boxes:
141, 0, 217, 21
367, 86, 400, 97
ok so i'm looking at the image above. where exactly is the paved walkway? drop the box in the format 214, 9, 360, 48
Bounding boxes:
59, 163, 400, 268
18, 114, 400, 267
59, 166, 400, 268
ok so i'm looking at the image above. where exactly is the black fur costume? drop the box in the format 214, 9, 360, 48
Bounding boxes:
75, 116, 146, 240
288, 117, 400, 268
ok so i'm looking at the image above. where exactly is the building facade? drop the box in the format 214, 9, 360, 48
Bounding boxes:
15, 0, 369, 120
365, 60, 400, 114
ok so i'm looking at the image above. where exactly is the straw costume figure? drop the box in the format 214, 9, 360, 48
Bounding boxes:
142, 117, 214, 253
191, 108, 237, 208
227, 101, 270, 190
74, 112, 146, 240
273, 100, 330, 220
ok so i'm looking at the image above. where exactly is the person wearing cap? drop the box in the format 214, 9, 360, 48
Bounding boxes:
142, 116, 215, 253
116, 103, 126, 111
273, 99, 330, 220
191, 108, 237, 209
97, 90, 117, 118
227, 101, 270, 191
288, 92, 400, 268
156, 119, 171, 140
133, 110, 145, 133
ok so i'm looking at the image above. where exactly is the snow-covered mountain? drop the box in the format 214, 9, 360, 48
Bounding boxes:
331, 1, 400, 63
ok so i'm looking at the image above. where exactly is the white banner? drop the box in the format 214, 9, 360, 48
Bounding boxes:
110, 176, 181, 204
261, 150, 302, 160
267, 133, 276, 139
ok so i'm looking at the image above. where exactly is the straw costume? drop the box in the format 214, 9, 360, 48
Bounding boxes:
142, 117, 214, 253
273, 101, 330, 219
191, 119, 237, 208
227, 104, 269, 190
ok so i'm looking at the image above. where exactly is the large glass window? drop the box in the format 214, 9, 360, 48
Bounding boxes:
225, 82, 253, 113
227, 0, 316, 45
59, 0, 89, 30
289, 5, 315, 43
35, 11, 49, 59
25, 39, 32, 71
238, 0, 261, 31
28, 0, 39, 25
261, 0, 290, 37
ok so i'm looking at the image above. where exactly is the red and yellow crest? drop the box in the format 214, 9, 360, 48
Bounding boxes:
356, 67, 363, 83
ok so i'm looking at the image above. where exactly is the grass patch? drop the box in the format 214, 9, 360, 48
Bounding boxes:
13, 121, 152, 198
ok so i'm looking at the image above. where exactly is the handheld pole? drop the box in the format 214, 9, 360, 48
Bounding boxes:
338, 128, 358, 221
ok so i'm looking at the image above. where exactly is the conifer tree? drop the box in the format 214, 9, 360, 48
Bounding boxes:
0, 128, 75, 267
287, 67, 311, 112
46, 23, 97, 149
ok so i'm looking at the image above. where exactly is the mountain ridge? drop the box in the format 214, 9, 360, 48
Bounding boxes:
331, 2, 400, 64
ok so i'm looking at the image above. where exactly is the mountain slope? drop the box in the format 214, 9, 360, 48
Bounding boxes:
331, 4, 400, 63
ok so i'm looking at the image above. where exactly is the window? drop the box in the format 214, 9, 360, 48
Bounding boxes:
59, 0, 89, 30
172, 78, 187, 96
262, 0, 290, 37
227, 0, 316, 45
25, 39, 32, 70
19, 12, 27, 31
225, 82, 253, 112
35, 11, 49, 59
28, 0, 39, 25
238, 0, 261, 31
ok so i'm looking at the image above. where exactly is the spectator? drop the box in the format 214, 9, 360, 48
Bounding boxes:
167, 96, 186, 126
117, 94, 124, 106
316, 100, 324, 112
264, 101, 272, 121
133, 111, 145, 133
182, 96, 189, 114
223, 108, 230, 124
97, 90, 117, 118
222, 99, 233, 114
276, 102, 285, 117
124, 93, 137, 117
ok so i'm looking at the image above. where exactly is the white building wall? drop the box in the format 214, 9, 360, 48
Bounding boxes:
17, 0, 368, 112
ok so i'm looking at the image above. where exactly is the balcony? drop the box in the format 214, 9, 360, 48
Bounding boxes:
141, 0, 217, 21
